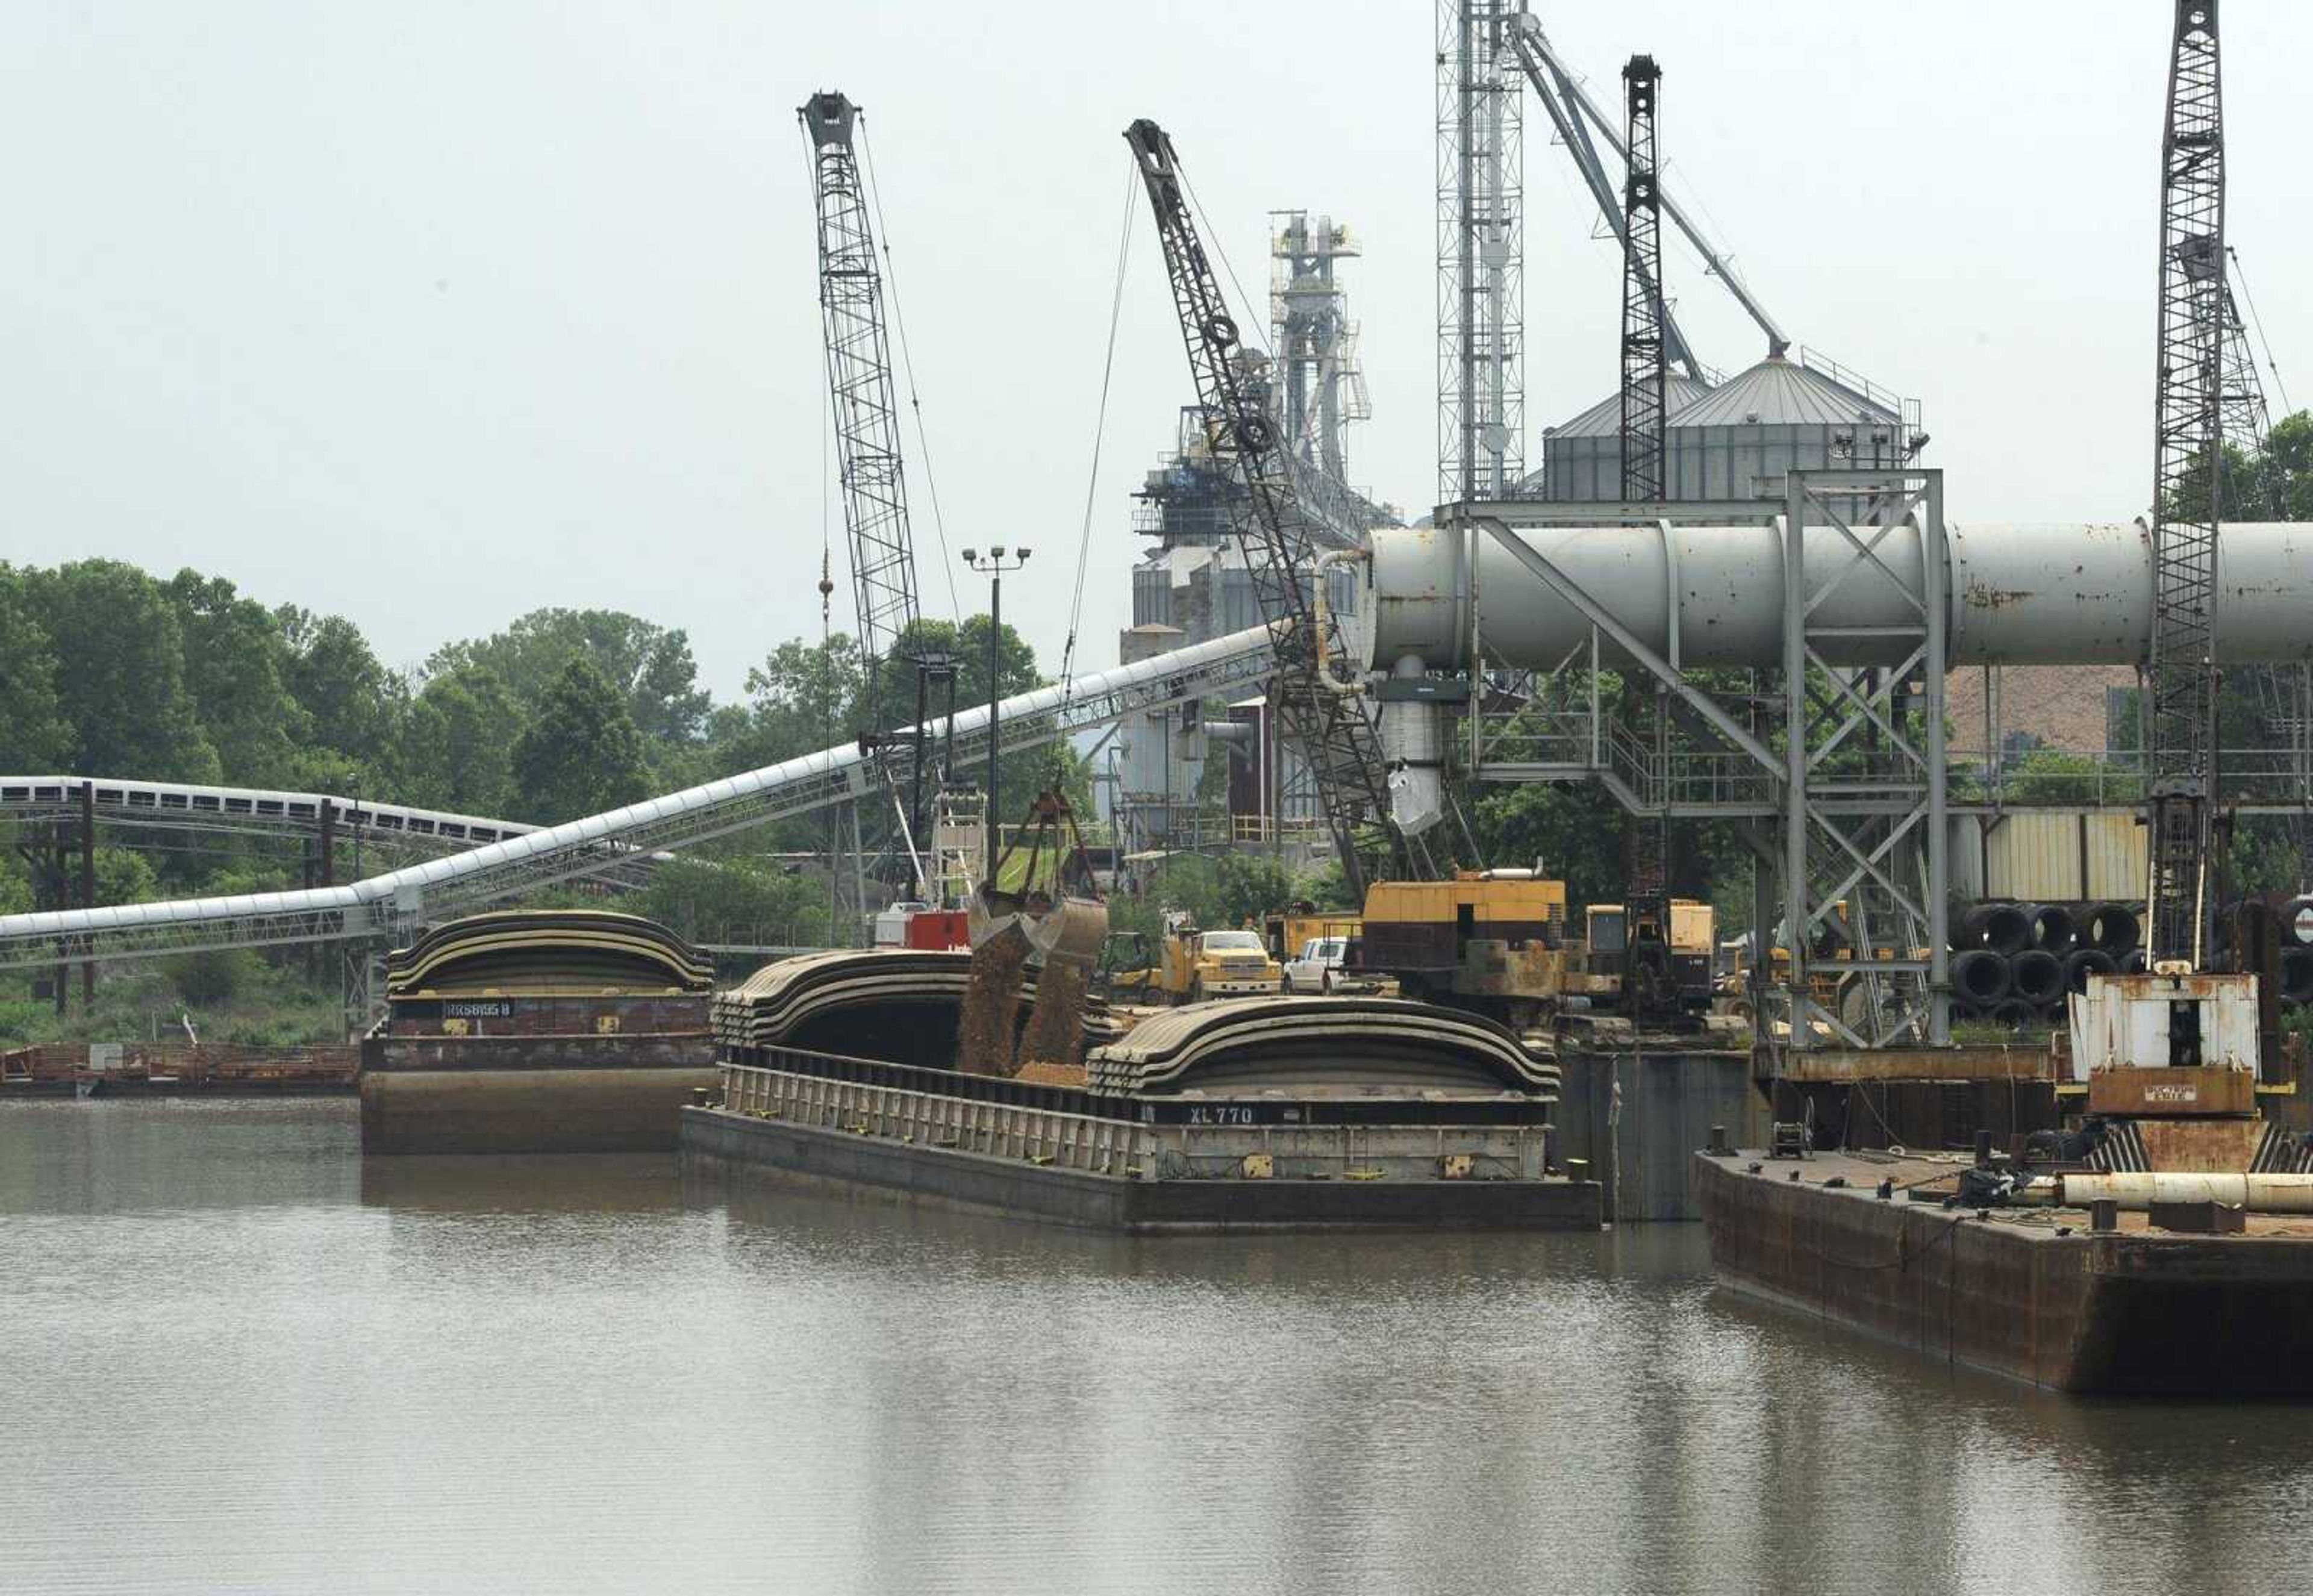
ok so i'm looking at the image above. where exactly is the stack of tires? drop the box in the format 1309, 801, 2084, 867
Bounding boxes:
1952, 899, 2146, 1030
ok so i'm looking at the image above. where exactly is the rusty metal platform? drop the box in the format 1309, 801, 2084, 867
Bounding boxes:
1699, 1149, 2313, 1392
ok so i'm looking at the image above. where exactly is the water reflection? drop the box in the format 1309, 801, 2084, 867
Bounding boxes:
2, 1099, 2307, 1595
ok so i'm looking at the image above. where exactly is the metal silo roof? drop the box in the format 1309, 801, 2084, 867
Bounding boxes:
1544, 373, 1716, 438
1667, 355, 1899, 428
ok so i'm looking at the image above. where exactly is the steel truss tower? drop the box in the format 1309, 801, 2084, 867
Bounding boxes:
1437, 0, 1523, 502
801, 92, 922, 732
2144, 1, 2226, 969
1270, 213, 1370, 484
1125, 120, 1435, 897
1617, 55, 1667, 503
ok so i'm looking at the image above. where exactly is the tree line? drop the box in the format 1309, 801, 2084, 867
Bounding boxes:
0, 558, 1052, 828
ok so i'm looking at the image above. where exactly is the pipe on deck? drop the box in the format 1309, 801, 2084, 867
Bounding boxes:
2056, 1171, 2313, 1214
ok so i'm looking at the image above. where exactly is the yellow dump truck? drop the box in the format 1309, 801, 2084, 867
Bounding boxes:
1096, 917, 1282, 1005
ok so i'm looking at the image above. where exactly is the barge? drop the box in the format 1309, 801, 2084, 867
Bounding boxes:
360, 911, 717, 1153
682, 1044, 1598, 1233
1702, 968, 2313, 1393
682, 959, 1600, 1233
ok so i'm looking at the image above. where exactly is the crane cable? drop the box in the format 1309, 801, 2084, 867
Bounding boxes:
859, 114, 963, 626
1179, 167, 1272, 359
2229, 245, 2295, 419
1050, 155, 1140, 769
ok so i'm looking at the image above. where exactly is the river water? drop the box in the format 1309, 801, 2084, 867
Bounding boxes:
3, 1099, 2306, 1595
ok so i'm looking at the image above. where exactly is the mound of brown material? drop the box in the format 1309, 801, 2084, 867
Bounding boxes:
1013, 958, 1090, 1074
955, 927, 1030, 1077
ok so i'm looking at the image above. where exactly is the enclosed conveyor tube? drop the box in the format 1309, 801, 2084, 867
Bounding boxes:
1366, 520, 2313, 673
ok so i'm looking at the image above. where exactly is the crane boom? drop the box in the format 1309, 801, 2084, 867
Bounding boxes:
1122, 119, 1434, 897
801, 91, 922, 731
1618, 55, 1668, 503
2144, 1, 2227, 969
1505, 11, 1789, 362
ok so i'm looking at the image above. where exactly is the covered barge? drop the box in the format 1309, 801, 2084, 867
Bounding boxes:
360, 910, 717, 1153
680, 950, 1600, 1233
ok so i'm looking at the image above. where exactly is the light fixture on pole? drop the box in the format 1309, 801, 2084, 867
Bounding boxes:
961, 545, 1031, 886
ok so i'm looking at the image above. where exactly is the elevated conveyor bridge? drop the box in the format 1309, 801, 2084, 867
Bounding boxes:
0, 626, 1278, 973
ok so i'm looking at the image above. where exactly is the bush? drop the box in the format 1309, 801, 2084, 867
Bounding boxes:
161, 949, 265, 1007
0, 999, 49, 1042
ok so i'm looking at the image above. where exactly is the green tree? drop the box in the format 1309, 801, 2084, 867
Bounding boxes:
428, 608, 710, 750
719, 634, 866, 775
398, 668, 522, 816
510, 658, 649, 823
92, 847, 161, 906
278, 606, 399, 761
632, 855, 828, 946
0, 566, 69, 770
165, 570, 305, 784
27, 561, 216, 779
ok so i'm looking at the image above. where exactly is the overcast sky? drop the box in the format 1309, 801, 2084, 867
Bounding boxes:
5, 2, 2308, 703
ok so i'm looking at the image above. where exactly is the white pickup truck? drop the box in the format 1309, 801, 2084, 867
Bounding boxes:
1282, 936, 1350, 995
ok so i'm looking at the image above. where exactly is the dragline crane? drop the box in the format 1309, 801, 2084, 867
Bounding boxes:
1122, 119, 1441, 898
801, 89, 946, 893
2144, 1, 2227, 971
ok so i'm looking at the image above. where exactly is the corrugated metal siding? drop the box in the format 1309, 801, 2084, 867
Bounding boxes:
1670, 357, 1897, 428
1974, 810, 2149, 902
2083, 814, 2146, 900
1985, 812, 2084, 900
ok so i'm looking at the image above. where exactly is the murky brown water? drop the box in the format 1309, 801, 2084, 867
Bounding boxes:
4, 1098, 2308, 1594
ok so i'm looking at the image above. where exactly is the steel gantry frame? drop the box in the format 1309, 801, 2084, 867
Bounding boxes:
1270, 211, 1369, 485
1440, 470, 1952, 1050
1123, 119, 1434, 898
2144, 1, 2226, 969
1438, 0, 1524, 502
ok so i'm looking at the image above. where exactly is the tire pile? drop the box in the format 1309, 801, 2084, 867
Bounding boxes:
1952, 896, 2313, 1026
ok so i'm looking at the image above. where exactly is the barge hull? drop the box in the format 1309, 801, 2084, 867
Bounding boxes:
1698, 1150, 2313, 1394
682, 1106, 1600, 1234
363, 1066, 715, 1153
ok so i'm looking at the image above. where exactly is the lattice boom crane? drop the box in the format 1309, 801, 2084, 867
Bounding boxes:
1122, 118, 1438, 897
800, 90, 922, 735
2144, 2, 2227, 970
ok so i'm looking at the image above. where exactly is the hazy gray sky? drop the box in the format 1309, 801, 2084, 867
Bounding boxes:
6, 2, 2309, 702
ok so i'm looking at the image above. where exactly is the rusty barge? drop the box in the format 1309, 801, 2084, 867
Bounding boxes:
1702, 969, 2313, 1394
